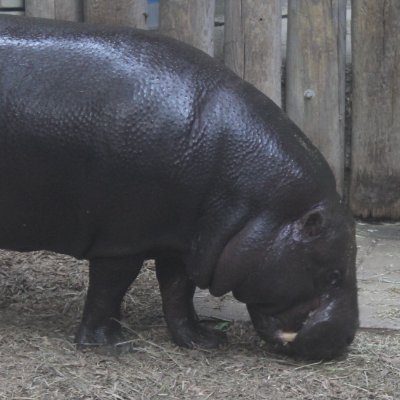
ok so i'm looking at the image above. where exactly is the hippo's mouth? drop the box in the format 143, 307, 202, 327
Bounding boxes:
247, 296, 320, 344
247, 293, 357, 359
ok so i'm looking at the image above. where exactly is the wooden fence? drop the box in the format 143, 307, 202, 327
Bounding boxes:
0, 0, 399, 220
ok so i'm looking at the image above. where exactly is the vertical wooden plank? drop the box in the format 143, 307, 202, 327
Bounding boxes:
84, 0, 148, 29
350, 0, 400, 219
54, 1, 83, 21
159, 0, 215, 56
213, 0, 224, 63
224, 0, 282, 106
25, 0, 83, 21
25, 0, 55, 18
286, 0, 346, 195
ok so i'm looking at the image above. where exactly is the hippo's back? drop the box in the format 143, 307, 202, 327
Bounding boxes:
0, 14, 225, 155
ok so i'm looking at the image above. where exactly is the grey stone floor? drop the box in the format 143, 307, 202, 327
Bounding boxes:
194, 223, 400, 331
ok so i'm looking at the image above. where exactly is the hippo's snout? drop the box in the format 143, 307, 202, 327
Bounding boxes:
247, 289, 359, 360
283, 319, 357, 360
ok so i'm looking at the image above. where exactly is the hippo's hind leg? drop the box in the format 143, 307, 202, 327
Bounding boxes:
75, 255, 144, 347
156, 255, 227, 349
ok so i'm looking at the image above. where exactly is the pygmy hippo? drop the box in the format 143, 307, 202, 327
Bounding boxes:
0, 15, 358, 360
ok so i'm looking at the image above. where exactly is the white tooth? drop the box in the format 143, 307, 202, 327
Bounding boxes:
279, 332, 298, 343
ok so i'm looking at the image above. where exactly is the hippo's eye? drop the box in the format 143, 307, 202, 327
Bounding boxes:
327, 270, 342, 286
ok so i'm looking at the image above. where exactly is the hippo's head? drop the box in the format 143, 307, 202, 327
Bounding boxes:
210, 201, 358, 360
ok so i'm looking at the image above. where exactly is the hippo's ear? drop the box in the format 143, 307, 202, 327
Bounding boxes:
293, 208, 324, 242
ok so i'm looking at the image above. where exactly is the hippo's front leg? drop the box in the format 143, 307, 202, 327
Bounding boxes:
76, 255, 144, 347
156, 255, 227, 349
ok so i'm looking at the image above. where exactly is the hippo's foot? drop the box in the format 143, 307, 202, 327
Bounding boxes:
169, 320, 227, 349
75, 320, 133, 354
75, 319, 123, 348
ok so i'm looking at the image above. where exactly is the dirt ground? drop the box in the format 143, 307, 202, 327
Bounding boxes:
0, 250, 399, 400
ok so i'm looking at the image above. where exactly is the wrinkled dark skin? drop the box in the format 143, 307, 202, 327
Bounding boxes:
0, 15, 358, 360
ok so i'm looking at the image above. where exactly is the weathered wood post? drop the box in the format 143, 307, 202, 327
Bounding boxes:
159, 0, 215, 55
224, 0, 281, 106
25, 0, 83, 21
84, 0, 148, 29
286, 0, 346, 195
350, 0, 400, 219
